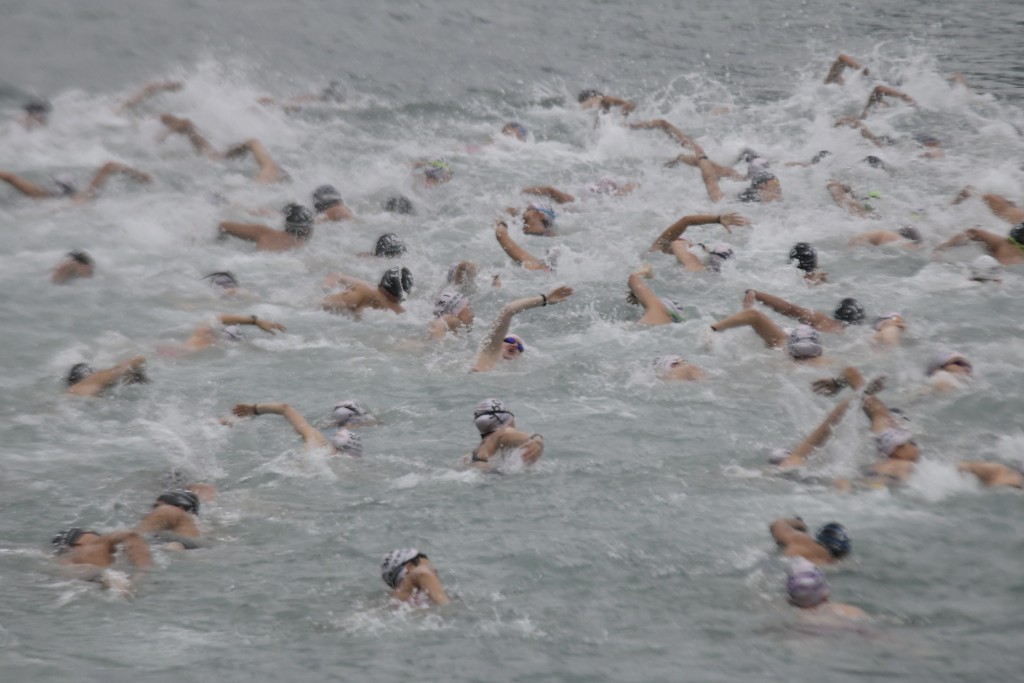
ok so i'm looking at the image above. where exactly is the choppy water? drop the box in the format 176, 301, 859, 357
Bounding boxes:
2, 1, 1024, 682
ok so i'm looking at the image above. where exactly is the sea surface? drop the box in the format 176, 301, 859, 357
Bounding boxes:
1, 1, 1023, 682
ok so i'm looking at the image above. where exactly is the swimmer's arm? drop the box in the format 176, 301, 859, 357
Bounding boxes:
626, 265, 669, 318
322, 273, 367, 290
965, 227, 1014, 254
933, 231, 971, 252
496, 429, 544, 464
599, 96, 635, 114
494, 221, 549, 271
629, 119, 697, 149
669, 239, 705, 271
522, 186, 575, 204
236, 402, 329, 449
120, 81, 183, 112
471, 287, 574, 371
103, 530, 153, 570
67, 356, 146, 396
695, 158, 724, 203
403, 566, 450, 605
650, 213, 747, 252
750, 290, 821, 327
769, 518, 809, 546
158, 114, 221, 159
779, 396, 856, 468
218, 314, 286, 334
222, 139, 284, 184
0, 171, 56, 198
75, 162, 152, 202
980, 193, 1024, 224
862, 85, 915, 117
824, 54, 867, 84
133, 506, 179, 534
218, 221, 279, 243
826, 180, 871, 217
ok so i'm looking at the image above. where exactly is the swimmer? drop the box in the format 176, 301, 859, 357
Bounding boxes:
968, 255, 1002, 283
626, 265, 687, 325
577, 89, 635, 114
329, 400, 379, 428
65, 355, 149, 397
848, 225, 922, 248
203, 271, 241, 295
463, 398, 544, 469
713, 306, 827, 365
321, 266, 413, 317
736, 153, 783, 203
743, 289, 865, 334
20, 97, 52, 129
178, 314, 286, 352
51, 528, 152, 590
925, 350, 972, 392
0, 162, 152, 203
648, 212, 750, 272
651, 355, 705, 381
502, 121, 528, 141
855, 382, 920, 486
218, 203, 314, 252
957, 462, 1024, 489
953, 187, 1024, 225
312, 184, 354, 222
358, 233, 407, 258
913, 133, 944, 159
444, 260, 482, 294
51, 250, 95, 284
823, 54, 869, 85
661, 141, 750, 204
268, 80, 347, 109
861, 85, 916, 119
833, 116, 889, 148
494, 220, 551, 271
786, 558, 868, 620
770, 518, 851, 566
774, 367, 866, 469
231, 402, 364, 456
119, 80, 183, 113
470, 285, 573, 372
135, 489, 211, 550
383, 195, 415, 215
510, 203, 558, 236
827, 179, 876, 218
413, 159, 453, 187
870, 312, 908, 347
934, 225, 1024, 266
788, 243, 828, 285
380, 548, 449, 606
159, 115, 287, 183
428, 290, 474, 339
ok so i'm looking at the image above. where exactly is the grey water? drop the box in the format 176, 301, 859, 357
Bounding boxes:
2, 1, 1023, 681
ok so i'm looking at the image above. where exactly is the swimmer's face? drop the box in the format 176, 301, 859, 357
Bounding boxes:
502, 336, 524, 360
877, 316, 906, 332
502, 124, 527, 142
890, 442, 920, 462
941, 358, 972, 375
523, 209, 548, 233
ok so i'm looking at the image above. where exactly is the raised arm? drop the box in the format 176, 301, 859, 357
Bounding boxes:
769, 517, 810, 546
471, 286, 573, 371
824, 54, 867, 85
159, 114, 221, 159
751, 290, 831, 329
981, 193, 1024, 224
232, 402, 329, 449
494, 220, 549, 271
223, 139, 285, 183
862, 85, 916, 118
695, 157, 724, 203
101, 530, 153, 570
75, 162, 152, 202
522, 186, 575, 204
120, 81, 183, 112
649, 213, 747, 253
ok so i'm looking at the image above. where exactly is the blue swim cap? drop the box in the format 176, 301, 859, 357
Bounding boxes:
156, 490, 200, 515
815, 522, 851, 558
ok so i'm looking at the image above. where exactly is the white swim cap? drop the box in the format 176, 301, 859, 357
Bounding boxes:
871, 312, 902, 331
969, 255, 1001, 282
925, 350, 970, 376
331, 429, 363, 457
433, 290, 468, 318
652, 355, 684, 376
381, 547, 420, 589
332, 400, 368, 426
786, 325, 823, 359
786, 557, 829, 607
875, 428, 913, 456
768, 448, 791, 465
473, 398, 514, 435
660, 297, 686, 323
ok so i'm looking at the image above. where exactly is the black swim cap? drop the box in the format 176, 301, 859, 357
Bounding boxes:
833, 297, 866, 325
577, 89, 602, 103
312, 184, 342, 212
789, 243, 818, 272
897, 225, 922, 243
67, 363, 93, 386
815, 523, 851, 558
52, 528, 96, 552
383, 195, 414, 215
24, 98, 52, 116
1009, 222, 1024, 245
864, 155, 886, 169
374, 233, 406, 258
156, 490, 200, 515
810, 150, 832, 164
736, 148, 760, 164
379, 266, 413, 302
283, 203, 314, 239
67, 250, 94, 266
203, 271, 238, 289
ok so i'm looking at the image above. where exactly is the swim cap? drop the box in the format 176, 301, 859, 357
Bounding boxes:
652, 355, 684, 376
67, 250, 94, 266
660, 297, 686, 323
913, 132, 941, 147
51, 174, 77, 197
474, 398, 514, 435
67, 363, 94, 386
379, 266, 413, 302
312, 184, 342, 212
875, 428, 914, 457
331, 428, 363, 457
381, 547, 420, 589
736, 148, 760, 164
332, 400, 369, 426
383, 195, 414, 215
586, 178, 619, 196
502, 122, 528, 140
815, 523, 851, 558
705, 243, 734, 272
833, 298, 865, 325
810, 150, 832, 165
283, 203, 314, 239
374, 233, 407, 258
1008, 222, 1024, 246
787, 558, 829, 607
424, 160, 452, 183
156, 490, 200, 515
969, 255, 1002, 282
24, 98, 52, 115
897, 225, 922, 243
788, 243, 818, 272
871, 311, 902, 331
203, 271, 238, 289
786, 325, 823, 360
220, 324, 244, 342
926, 350, 971, 376
768, 448, 792, 465
52, 528, 96, 552
747, 157, 771, 177
527, 203, 556, 228
433, 290, 468, 318
577, 89, 603, 103
863, 155, 886, 169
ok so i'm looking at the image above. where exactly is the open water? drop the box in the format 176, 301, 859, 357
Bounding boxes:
1, 1, 1023, 681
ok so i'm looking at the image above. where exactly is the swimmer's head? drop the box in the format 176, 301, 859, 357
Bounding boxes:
383, 195, 414, 215
897, 225, 922, 244
704, 243, 734, 272
969, 255, 1002, 282
282, 203, 314, 239
446, 260, 480, 293
787, 558, 829, 608
203, 271, 239, 290
52, 527, 98, 553
50, 174, 77, 197
24, 98, 52, 117
502, 121, 528, 141
474, 398, 515, 435
1008, 222, 1024, 247
66, 251, 94, 269
381, 547, 423, 589
926, 350, 972, 377
833, 297, 865, 325
652, 355, 685, 376
312, 184, 342, 212
577, 89, 603, 103
872, 311, 904, 331
331, 428, 363, 457
786, 325, 823, 360
66, 363, 94, 386
736, 148, 760, 165
863, 155, 886, 169
423, 160, 453, 184
501, 334, 525, 360
788, 243, 818, 272
433, 290, 472, 322
746, 157, 770, 178
660, 297, 686, 323
875, 428, 918, 461
913, 132, 941, 148
374, 233, 407, 258
768, 448, 792, 465
524, 204, 556, 231
378, 266, 414, 302
332, 400, 369, 427
810, 150, 832, 165
155, 490, 200, 515
815, 522, 851, 559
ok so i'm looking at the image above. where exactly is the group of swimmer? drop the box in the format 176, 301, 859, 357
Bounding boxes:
12, 52, 1022, 613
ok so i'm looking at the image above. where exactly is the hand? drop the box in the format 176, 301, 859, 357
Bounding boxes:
633, 264, 654, 279
545, 285, 574, 304
863, 376, 887, 396
495, 220, 508, 235
718, 212, 750, 232
254, 318, 286, 334
519, 435, 544, 464
159, 114, 192, 133
232, 404, 256, 418
952, 186, 975, 205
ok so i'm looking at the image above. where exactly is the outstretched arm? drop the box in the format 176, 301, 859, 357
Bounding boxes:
779, 396, 857, 468
522, 186, 575, 204
0, 170, 56, 198
159, 114, 221, 159
223, 139, 285, 183
824, 54, 867, 85
649, 212, 748, 253
751, 290, 833, 330
232, 402, 329, 449
120, 81, 183, 112
862, 85, 916, 118
495, 221, 549, 271
981, 193, 1024, 224
75, 162, 152, 202
218, 221, 278, 243
826, 179, 872, 217
629, 119, 698, 149
471, 286, 574, 371
218, 313, 286, 334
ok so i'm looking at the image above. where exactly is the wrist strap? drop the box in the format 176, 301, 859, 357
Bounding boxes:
251, 314, 258, 324
253, 404, 259, 416
540, 293, 548, 306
